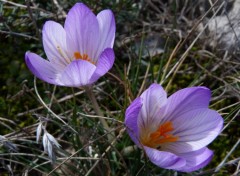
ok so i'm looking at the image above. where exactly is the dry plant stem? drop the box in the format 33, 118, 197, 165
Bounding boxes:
85, 128, 126, 176
0, 0, 52, 13
85, 86, 112, 136
165, 1, 225, 91
160, 0, 224, 88
215, 139, 240, 172
77, 112, 123, 124
17, 89, 85, 117
26, 85, 57, 170
0, 157, 45, 174
176, 0, 221, 54
194, 59, 240, 98
222, 108, 240, 131
137, 63, 150, 97
160, 40, 182, 85
125, 64, 134, 101
30, 157, 101, 172
25, 0, 41, 41
52, 0, 66, 17
217, 101, 240, 113
195, 158, 240, 176
47, 126, 122, 175
34, 77, 78, 134
0, 30, 38, 40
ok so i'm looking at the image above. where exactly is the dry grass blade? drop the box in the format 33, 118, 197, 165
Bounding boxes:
33, 77, 78, 134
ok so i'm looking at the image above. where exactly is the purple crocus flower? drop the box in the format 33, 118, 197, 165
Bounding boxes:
25, 3, 115, 87
125, 83, 223, 172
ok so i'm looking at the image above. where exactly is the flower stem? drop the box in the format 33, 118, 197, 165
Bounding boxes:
85, 86, 113, 140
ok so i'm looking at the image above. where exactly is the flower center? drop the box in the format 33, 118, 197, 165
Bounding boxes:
74, 52, 94, 64
141, 121, 178, 149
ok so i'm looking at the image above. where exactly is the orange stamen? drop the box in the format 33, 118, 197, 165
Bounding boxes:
74, 52, 94, 64
141, 121, 178, 148
74, 52, 82, 59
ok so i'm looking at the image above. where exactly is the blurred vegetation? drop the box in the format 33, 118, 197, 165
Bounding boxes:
0, 0, 239, 175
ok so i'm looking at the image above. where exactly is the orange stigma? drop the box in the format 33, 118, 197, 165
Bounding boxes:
141, 121, 178, 148
74, 52, 94, 64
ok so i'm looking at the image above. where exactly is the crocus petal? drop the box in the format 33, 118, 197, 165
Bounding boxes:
59, 60, 96, 87
125, 97, 142, 147
161, 87, 211, 122
42, 21, 69, 70
25, 52, 59, 85
64, 3, 99, 61
144, 146, 186, 169
164, 109, 223, 153
176, 147, 213, 172
89, 48, 115, 84
95, 10, 115, 59
138, 84, 167, 131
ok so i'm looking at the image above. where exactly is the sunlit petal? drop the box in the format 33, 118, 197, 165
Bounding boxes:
25, 52, 60, 85
125, 97, 143, 147
95, 10, 115, 59
138, 83, 167, 131
64, 3, 100, 60
90, 48, 115, 83
176, 147, 213, 172
161, 87, 211, 123
42, 21, 69, 70
59, 60, 96, 87
144, 146, 186, 169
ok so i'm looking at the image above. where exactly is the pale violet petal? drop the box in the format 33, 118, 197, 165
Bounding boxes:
89, 48, 115, 84
144, 146, 186, 169
125, 97, 143, 147
42, 21, 69, 70
161, 87, 211, 123
164, 109, 223, 153
176, 147, 213, 172
64, 3, 100, 61
25, 52, 60, 85
95, 10, 115, 59
59, 60, 96, 87
138, 84, 167, 132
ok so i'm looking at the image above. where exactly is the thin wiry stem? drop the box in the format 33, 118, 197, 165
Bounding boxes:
17, 89, 85, 117
137, 63, 150, 97
47, 126, 122, 176
25, 0, 41, 41
52, 0, 66, 17
85, 86, 115, 141
34, 77, 78, 134
215, 139, 240, 172
77, 112, 123, 124
162, 0, 225, 90
0, 30, 38, 40
85, 128, 125, 176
